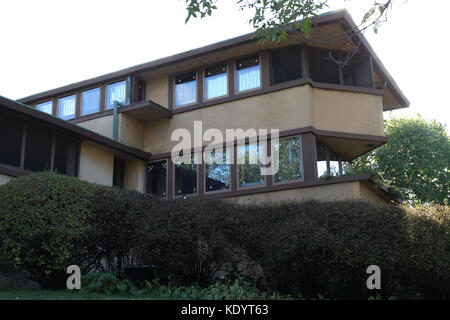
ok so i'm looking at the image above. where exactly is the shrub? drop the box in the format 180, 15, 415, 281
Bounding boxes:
82, 272, 138, 295
0, 172, 96, 289
141, 198, 240, 287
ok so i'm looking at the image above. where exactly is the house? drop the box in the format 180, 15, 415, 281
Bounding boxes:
0, 10, 408, 204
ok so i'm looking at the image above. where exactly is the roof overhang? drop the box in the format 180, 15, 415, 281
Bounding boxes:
0, 95, 152, 161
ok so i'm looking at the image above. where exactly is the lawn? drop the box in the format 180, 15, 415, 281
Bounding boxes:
0, 290, 177, 300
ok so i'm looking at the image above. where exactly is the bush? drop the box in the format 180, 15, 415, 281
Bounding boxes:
0, 172, 96, 289
82, 272, 138, 295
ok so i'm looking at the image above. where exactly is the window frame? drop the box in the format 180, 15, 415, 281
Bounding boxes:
203, 148, 232, 195
81, 86, 101, 117
173, 153, 200, 198
57, 94, 77, 120
203, 63, 229, 101
105, 79, 128, 110
234, 54, 263, 94
271, 135, 305, 186
173, 70, 198, 108
236, 140, 267, 191
146, 159, 169, 198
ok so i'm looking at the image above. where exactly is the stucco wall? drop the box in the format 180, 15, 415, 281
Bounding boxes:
0, 173, 13, 185
78, 141, 114, 186
124, 159, 146, 193
312, 88, 385, 136
228, 180, 388, 205
77, 115, 114, 139
119, 114, 144, 150
143, 85, 313, 154
145, 76, 169, 108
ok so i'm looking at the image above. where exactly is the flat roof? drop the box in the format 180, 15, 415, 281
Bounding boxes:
17, 9, 409, 109
0, 95, 152, 161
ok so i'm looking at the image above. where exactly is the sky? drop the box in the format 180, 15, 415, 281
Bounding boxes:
0, 0, 449, 131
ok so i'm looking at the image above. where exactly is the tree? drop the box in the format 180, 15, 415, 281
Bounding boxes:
353, 117, 450, 205
184, 0, 394, 43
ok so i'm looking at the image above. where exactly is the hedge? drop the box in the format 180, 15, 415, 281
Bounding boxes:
0, 172, 448, 298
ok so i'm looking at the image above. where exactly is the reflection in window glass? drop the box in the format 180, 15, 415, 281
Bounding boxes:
273, 136, 302, 183
36, 101, 53, 114
147, 160, 167, 197
238, 143, 265, 188
106, 81, 127, 110
175, 154, 197, 196
175, 72, 197, 107
205, 65, 227, 100
82, 87, 100, 116
236, 56, 260, 92
342, 161, 352, 175
205, 149, 230, 192
58, 95, 76, 120
329, 149, 340, 176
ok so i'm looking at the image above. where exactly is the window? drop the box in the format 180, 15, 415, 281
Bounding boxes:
106, 80, 127, 110
36, 101, 53, 114
237, 142, 265, 188
342, 161, 353, 175
342, 54, 372, 88
205, 64, 227, 100
81, 87, 100, 116
113, 157, 125, 188
236, 55, 261, 92
271, 46, 302, 85
273, 136, 303, 183
24, 125, 52, 172
54, 135, 78, 176
329, 149, 340, 177
0, 115, 23, 167
205, 149, 230, 192
174, 154, 197, 196
58, 95, 76, 120
316, 140, 328, 178
309, 48, 341, 85
147, 160, 167, 197
175, 72, 197, 107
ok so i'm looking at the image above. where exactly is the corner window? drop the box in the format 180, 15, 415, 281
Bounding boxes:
273, 136, 303, 183
205, 149, 230, 192
205, 64, 227, 100
113, 157, 125, 189
309, 48, 341, 85
271, 46, 302, 85
316, 141, 328, 178
81, 87, 100, 116
36, 100, 53, 114
147, 160, 167, 197
237, 142, 265, 188
24, 125, 52, 172
106, 80, 127, 110
54, 135, 78, 176
174, 154, 198, 196
58, 95, 76, 120
175, 72, 197, 107
236, 55, 261, 92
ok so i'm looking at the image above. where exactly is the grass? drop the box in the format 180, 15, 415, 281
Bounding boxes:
0, 289, 178, 300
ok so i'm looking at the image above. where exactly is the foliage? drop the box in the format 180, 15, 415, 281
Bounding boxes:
354, 116, 450, 205
184, 0, 395, 43
82, 272, 138, 296
0, 172, 96, 289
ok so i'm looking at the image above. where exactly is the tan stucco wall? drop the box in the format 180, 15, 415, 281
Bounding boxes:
311, 88, 385, 136
78, 141, 114, 186
143, 85, 313, 154
77, 115, 114, 139
145, 76, 169, 107
228, 180, 388, 205
119, 114, 144, 150
229, 181, 360, 204
124, 159, 146, 193
0, 174, 13, 185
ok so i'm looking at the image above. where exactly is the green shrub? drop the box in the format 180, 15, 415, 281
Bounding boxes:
141, 198, 240, 287
0, 172, 96, 289
82, 272, 138, 295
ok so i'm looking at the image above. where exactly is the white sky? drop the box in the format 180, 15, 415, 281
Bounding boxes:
0, 0, 449, 131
